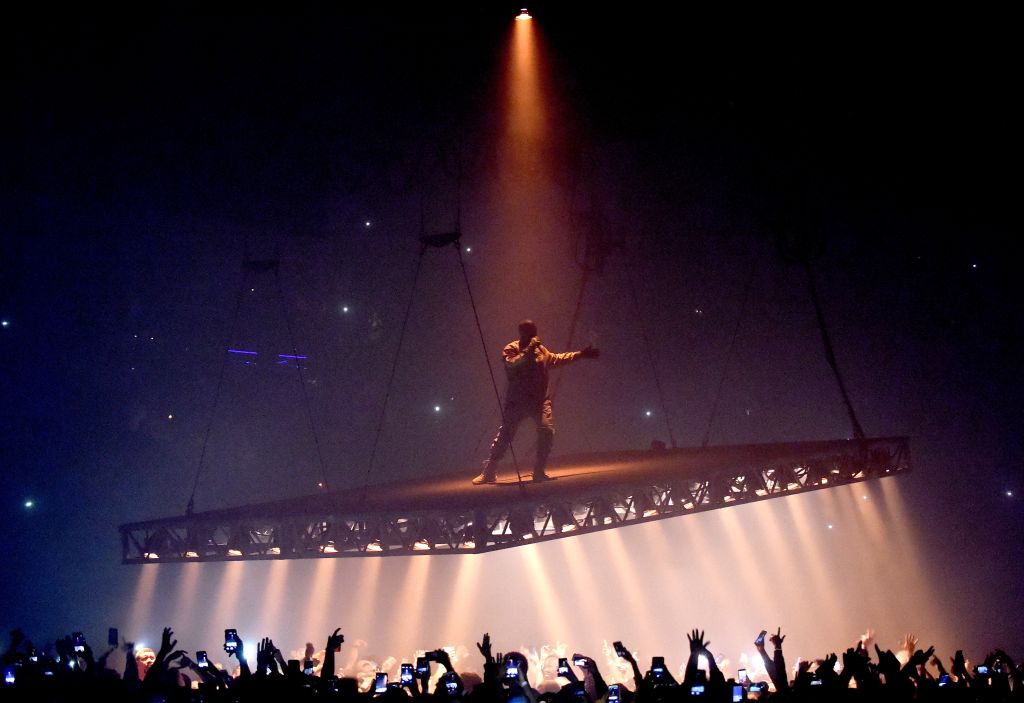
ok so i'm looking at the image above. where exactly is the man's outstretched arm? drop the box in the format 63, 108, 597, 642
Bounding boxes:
546, 344, 599, 368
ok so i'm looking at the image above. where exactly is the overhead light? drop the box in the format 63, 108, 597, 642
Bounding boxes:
185, 551, 199, 559
367, 540, 383, 552
144, 552, 159, 560
322, 542, 338, 554
269, 546, 281, 556
227, 548, 243, 557
516, 8, 532, 20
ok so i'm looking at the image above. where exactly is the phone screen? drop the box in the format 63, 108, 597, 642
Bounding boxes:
304, 660, 316, 675
505, 661, 519, 679
732, 684, 743, 702
73, 632, 86, 652
608, 684, 620, 703
738, 669, 748, 684
416, 657, 429, 676
224, 629, 238, 652
614, 641, 627, 657
374, 672, 388, 693
401, 664, 414, 684
691, 684, 705, 696
755, 631, 767, 646
445, 673, 458, 694
108, 628, 119, 647
197, 651, 209, 668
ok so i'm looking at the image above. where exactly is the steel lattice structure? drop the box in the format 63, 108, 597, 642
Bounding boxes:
120, 437, 909, 564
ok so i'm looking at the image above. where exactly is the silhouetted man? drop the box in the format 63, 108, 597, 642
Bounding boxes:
473, 319, 599, 484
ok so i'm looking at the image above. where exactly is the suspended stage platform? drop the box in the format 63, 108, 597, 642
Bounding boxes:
120, 436, 909, 563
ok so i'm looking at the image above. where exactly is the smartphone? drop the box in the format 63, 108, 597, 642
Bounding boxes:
444, 672, 459, 694
732, 684, 743, 702
4, 668, 15, 685
651, 656, 666, 676
977, 665, 990, 676
374, 672, 388, 694
304, 659, 316, 675
573, 657, 587, 668
558, 658, 570, 677
505, 660, 520, 679
224, 629, 239, 652
400, 663, 414, 684
196, 650, 209, 669
108, 628, 119, 647
690, 684, 705, 696
608, 683, 621, 703
416, 657, 430, 676
810, 678, 822, 686
72, 632, 86, 653
613, 641, 628, 658
738, 668, 748, 685
938, 674, 951, 687
755, 631, 767, 647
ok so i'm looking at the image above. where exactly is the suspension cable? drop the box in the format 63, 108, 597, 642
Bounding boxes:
274, 267, 332, 490
701, 258, 757, 448
626, 253, 679, 449
455, 243, 524, 487
802, 259, 867, 442
186, 265, 248, 515
361, 250, 426, 497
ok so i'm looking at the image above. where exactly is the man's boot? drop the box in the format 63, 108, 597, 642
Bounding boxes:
532, 468, 553, 482
472, 459, 497, 485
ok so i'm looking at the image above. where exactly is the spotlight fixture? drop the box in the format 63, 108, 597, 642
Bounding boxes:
516, 8, 532, 20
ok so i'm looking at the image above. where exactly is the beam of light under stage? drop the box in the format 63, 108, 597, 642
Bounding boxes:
122, 476, 954, 686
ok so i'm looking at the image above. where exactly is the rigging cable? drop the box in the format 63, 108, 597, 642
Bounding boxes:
274, 266, 332, 490
186, 263, 249, 515
455, 243, 525, 488
701, 257, 757, 448
361, 250, 426, 498
802, 258, 867, 442
625, 252, 679, 449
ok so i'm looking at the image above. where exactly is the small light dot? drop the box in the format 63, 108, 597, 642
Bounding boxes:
862, 495, 868, 500
1007, 490, 1014, 498
134, 334, 138, 338
434, 405, 441, 412
149, 337, 154, 341
317, 482, 325, 488
130, 367, 135, 371
167, 414, 174, 420
645, 410, 652, 417
24, 500, 34, 509
695, 308, 702, 315
342, 306, 349, 313
827, 524, 833, 529
971, 263, 978, 269
465, 247, 472, 253
365, 221, 372, 227
251, 288, 256, 292
1, 320, 9, 327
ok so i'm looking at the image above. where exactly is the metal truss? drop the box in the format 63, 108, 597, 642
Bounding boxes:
120, 436, 909, 563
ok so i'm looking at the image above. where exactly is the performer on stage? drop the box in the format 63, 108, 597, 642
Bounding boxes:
473, 319, 600, 485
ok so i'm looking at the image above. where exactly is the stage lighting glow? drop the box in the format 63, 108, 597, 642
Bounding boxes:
465, 247, 472, 253
434, 405, 441, 412
342, 306, 349, 313
269, 547, 281, 555
365, 221, 372, 227
167, 414, 174, 420
516, 8, 532, 20
367, 540, 383, 552
1, 320, 8, 327
645, 410, 652, 417
145, 552, 159, 559
322, 542, 338, 554
24, 500, 33, 509
413, 538, 431, 551
1007, 490, 1014, 497
185, 551, 199, 558
227, 548, 243, 557
460, 539, 476, 549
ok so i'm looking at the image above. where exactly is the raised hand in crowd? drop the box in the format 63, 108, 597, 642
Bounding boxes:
322, 626, 344, 679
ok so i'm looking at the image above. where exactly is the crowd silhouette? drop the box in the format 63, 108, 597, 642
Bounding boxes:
2, 623, 1020, 702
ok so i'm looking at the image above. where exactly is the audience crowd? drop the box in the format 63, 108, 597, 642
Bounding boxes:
2, 623, 1021, 702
